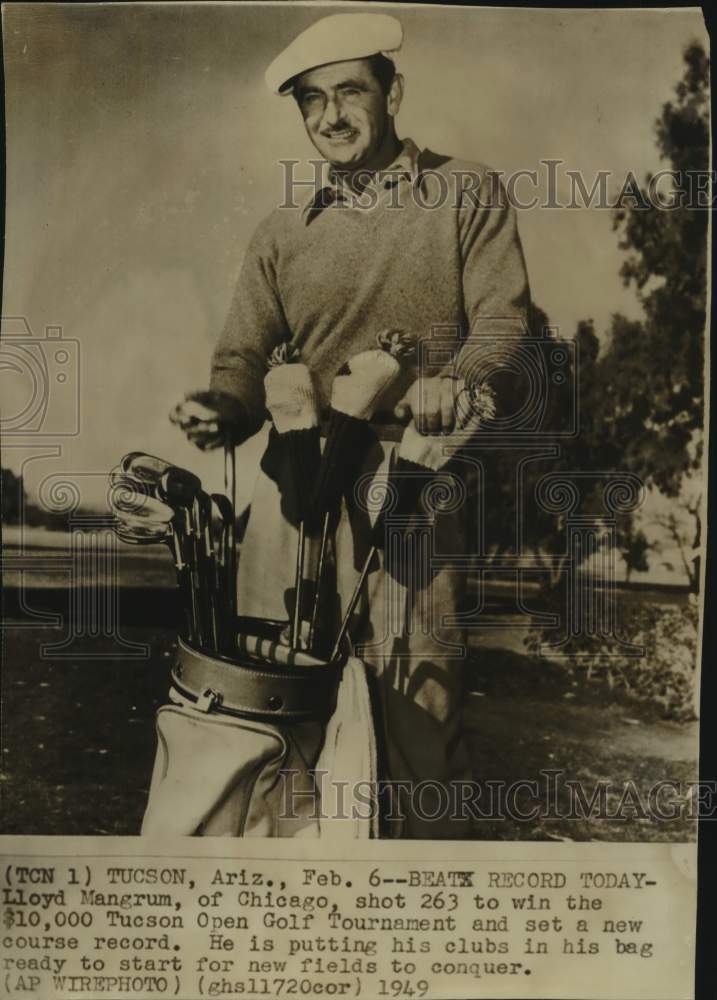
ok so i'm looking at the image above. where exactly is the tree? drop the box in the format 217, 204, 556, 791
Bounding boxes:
593, 43, 708, 589
609, 43, 707, 484
1, 468, 26, 525
478, 310, 644, 585
1, 466, 98, 530
617, 523, 652, 584
472, 45, 707, 597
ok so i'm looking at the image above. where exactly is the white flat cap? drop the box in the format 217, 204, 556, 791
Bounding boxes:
265, 13, 403, 95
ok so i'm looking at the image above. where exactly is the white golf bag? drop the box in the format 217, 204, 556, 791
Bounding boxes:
141, 619, 378, 838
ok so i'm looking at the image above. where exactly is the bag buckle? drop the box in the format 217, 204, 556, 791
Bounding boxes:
195, 687, 221, 713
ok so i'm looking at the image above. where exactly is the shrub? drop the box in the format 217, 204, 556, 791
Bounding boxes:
527, 595, 699, 721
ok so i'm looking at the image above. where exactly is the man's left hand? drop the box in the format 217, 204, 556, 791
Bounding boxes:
393, 376, 466, 434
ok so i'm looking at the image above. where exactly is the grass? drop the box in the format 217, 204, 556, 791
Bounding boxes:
0, 627, 698, 840
464, 647, 697, 841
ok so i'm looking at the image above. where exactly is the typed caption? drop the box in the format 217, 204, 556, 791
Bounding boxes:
0, 839, 695, 1000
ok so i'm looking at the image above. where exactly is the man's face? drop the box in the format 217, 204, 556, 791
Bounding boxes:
294, 58, 398, 171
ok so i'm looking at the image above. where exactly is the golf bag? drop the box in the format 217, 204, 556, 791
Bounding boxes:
110, 444, 382, 839
141, 619, 378, 838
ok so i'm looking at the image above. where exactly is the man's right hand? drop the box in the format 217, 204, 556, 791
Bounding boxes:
169, 390, 247, 451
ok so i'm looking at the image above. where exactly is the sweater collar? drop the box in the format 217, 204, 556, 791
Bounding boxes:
302, 138, 421, 222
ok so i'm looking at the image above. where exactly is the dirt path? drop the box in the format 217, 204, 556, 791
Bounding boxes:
467, 691, 698, 763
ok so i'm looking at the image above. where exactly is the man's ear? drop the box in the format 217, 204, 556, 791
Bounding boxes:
387, 73, 404, 118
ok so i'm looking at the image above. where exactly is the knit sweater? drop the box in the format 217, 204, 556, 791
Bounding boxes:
210, 147, 530, 433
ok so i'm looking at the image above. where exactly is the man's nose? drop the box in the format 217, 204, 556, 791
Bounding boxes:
322, 93, 344, 126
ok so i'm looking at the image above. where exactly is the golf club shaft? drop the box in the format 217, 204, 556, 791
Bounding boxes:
190, 499, 208, 650
330, 544, 377, 662
180, 514, 203, 647
169, 532, 196, 643
308, 509, 331, 653
224, 442, 237, 619
199, 494, 221, 652
291, 520, 306, 648
220, 521, 232, 650
212, 493, 234, 652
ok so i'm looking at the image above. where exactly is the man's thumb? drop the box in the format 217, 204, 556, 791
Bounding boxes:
394, 398, 411, 421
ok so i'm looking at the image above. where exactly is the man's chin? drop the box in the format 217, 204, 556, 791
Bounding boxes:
320, 144, 368, 170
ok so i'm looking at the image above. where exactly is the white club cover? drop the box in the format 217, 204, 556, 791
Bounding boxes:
264, 363, 318, 434
331, 349, 400, 421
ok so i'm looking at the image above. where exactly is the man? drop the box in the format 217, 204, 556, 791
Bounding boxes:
172, 12, 530, 837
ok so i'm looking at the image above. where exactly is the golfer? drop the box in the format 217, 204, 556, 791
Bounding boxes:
172, 13, 530, 837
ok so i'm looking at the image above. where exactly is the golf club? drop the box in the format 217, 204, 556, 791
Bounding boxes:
224, 441, 237, 621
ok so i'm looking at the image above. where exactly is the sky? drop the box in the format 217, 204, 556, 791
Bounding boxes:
1, 2, 709, 516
